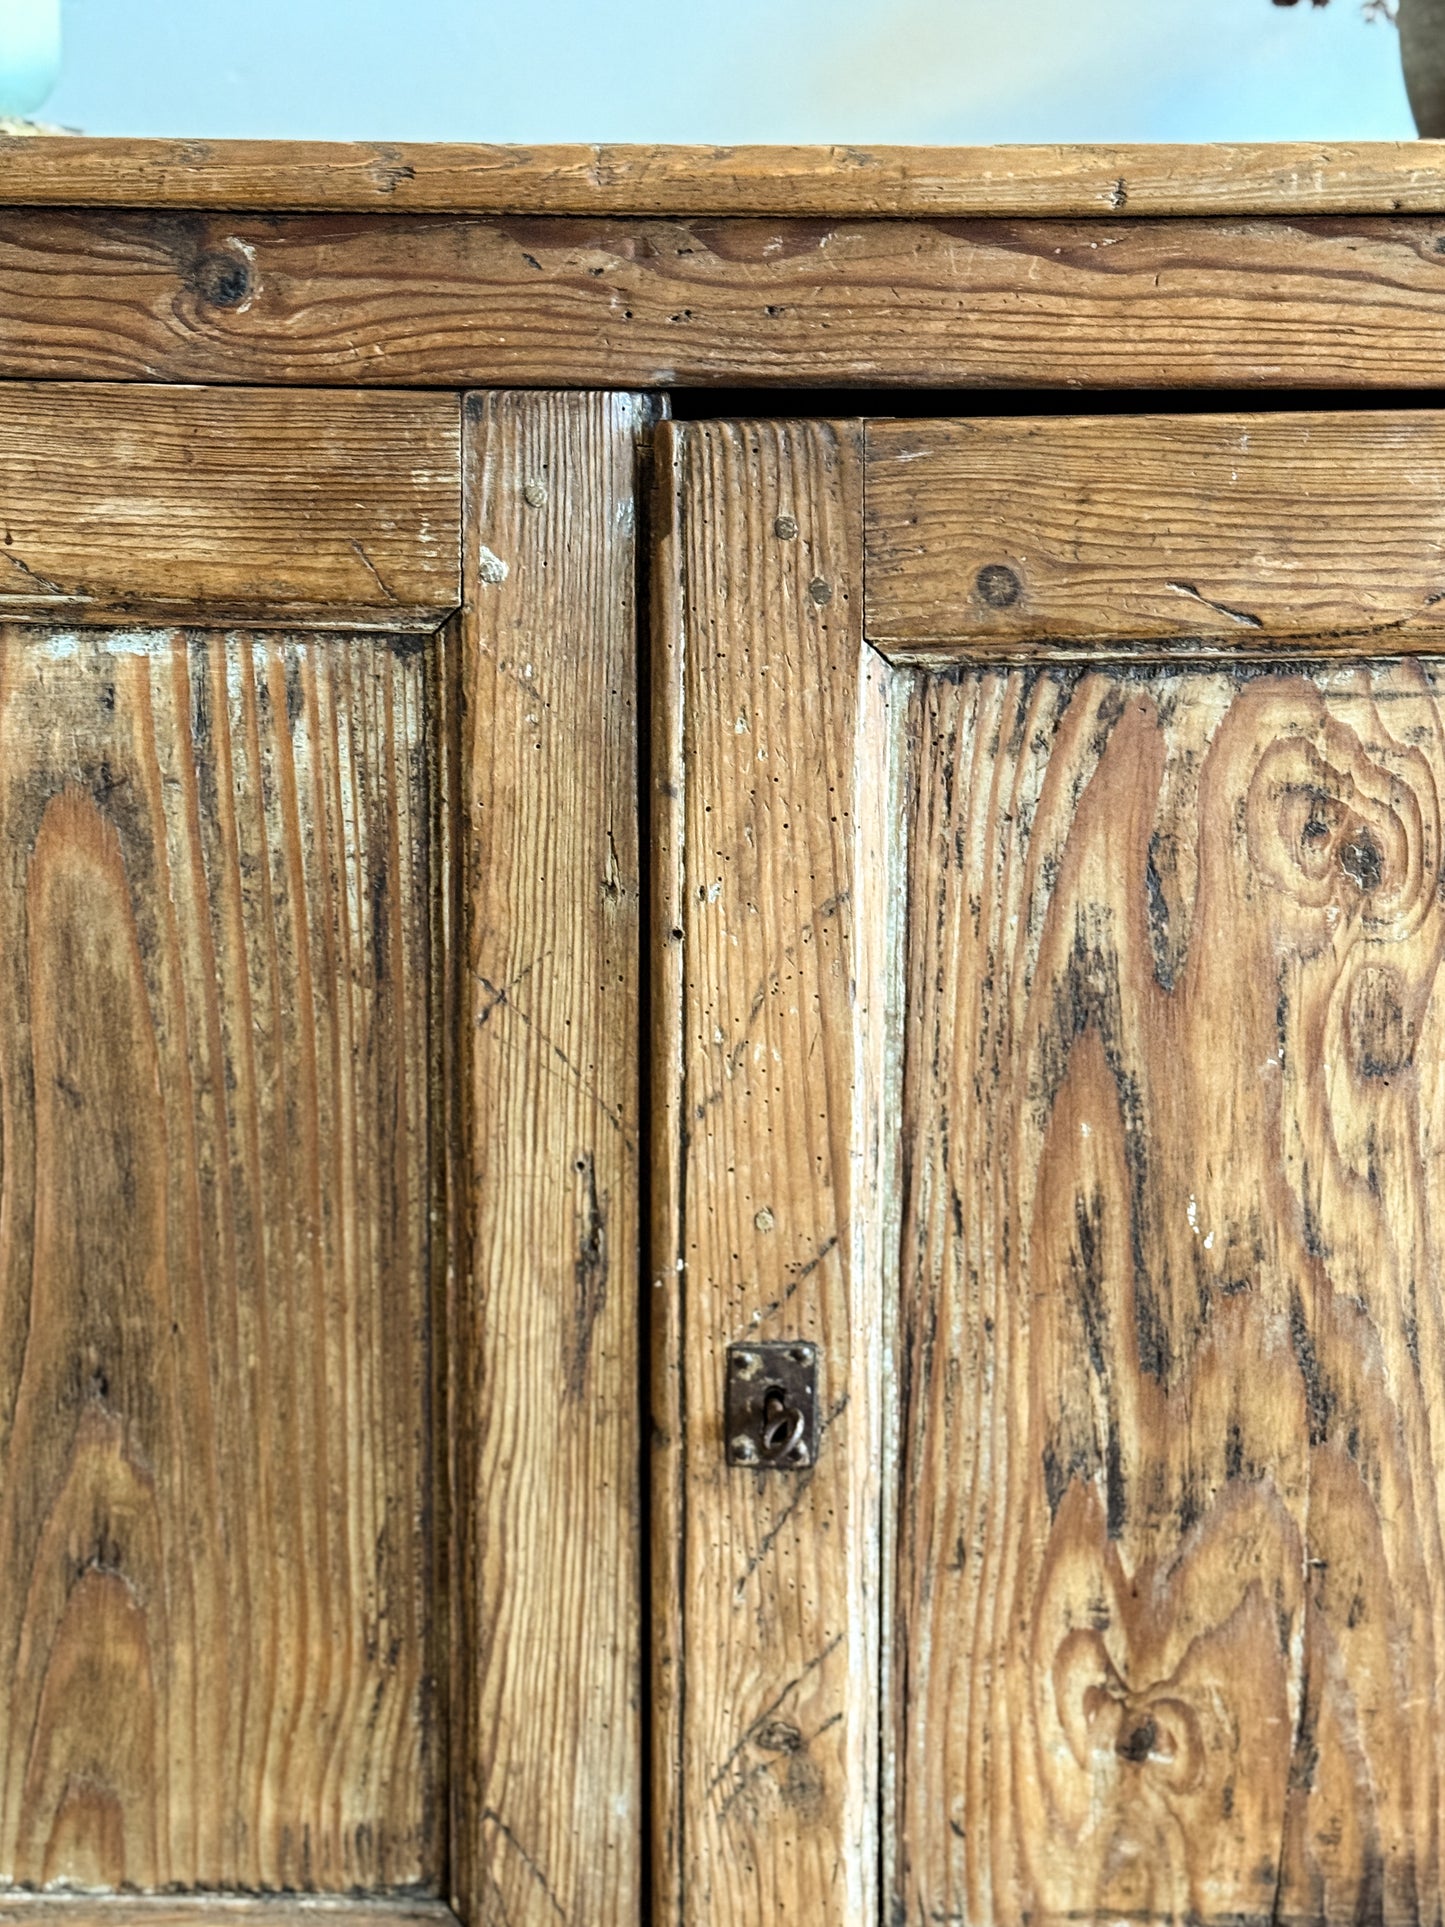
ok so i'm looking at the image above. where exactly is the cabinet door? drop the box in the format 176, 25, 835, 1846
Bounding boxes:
654, 411, 1445, 1927
0, 384, 649, 1927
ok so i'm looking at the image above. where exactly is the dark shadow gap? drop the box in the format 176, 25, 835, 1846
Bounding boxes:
669, 385, 1445, 420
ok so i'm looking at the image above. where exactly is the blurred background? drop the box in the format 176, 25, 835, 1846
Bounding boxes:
0, 0, 1420, 142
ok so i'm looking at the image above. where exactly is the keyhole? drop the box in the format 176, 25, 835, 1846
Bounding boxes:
760, 1386, 807, 1464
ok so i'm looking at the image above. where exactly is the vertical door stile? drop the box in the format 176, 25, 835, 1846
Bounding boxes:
653, 417, 897, 1927
453, 391, 654, 1927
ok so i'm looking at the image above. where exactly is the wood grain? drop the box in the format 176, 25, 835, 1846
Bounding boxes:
0, 625, 441, 1892
9, 139, 1445, 218
895, 659, 1445, 1925
653, 419, 893, 1927
18, 210, 1445, 391
866, 412, 1445, 657
0, 1904, 455, 1927
452, 392, 649, 1927
0, 384, 460, 627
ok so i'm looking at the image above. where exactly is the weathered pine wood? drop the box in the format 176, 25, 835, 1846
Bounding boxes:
866, 412, 1445, 657
8, 139, 1445, 218
453, 392, 648, 1927
0, 625, 441, 1892
896, 659, 1445, 1925
17, 210, 1445, 391
0, 1905, 455, 1927
649, 414, 689, 1927
653, 419, 893, 1927
0, 384, 460, 627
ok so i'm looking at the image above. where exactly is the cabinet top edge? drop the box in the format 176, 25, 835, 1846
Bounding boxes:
6, 137, 1445, 219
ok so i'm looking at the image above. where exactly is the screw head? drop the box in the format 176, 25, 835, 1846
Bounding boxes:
731, 1435, 758, 1464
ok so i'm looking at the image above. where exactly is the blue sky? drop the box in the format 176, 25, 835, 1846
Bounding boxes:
26, 0, 1418, 142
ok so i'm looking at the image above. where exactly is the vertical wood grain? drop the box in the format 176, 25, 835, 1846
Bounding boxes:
454, 392, 650, 1927
896, 659, 1445, 1927
654, 420, 893, 1927
0, 624, 439, 1894
650, 423, 689, 1927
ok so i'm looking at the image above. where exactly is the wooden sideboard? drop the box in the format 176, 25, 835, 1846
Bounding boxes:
2, 137, 1444, 1927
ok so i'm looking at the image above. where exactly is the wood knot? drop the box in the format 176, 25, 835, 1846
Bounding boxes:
754, 1719, 803, 1752
1247, 734, 1422, 929
191, 249, 253, 309
1338, 826, 1383, 894
975, 563, 1022, 610
1116, 1716, 1158, 1763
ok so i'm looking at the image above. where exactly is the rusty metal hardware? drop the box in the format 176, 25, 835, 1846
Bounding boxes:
726, 1340, 818, 1469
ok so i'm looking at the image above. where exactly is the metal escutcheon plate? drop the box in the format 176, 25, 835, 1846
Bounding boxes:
725, 1339, 819, 1470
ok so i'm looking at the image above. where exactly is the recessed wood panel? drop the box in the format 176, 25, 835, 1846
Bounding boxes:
866, 413, 1445, 656
0, 386, 460, 627
0, 625, 440, 1893
896, 658, 1445, 1925
15, 211, 1445, 392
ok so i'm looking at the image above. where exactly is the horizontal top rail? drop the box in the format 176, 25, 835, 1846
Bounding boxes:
865, 409, 1445, 658
0, 382, 461, 628
6, 137, 1445, 218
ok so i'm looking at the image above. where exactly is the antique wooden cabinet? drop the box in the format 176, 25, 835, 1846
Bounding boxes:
4, 136, 1445, 1927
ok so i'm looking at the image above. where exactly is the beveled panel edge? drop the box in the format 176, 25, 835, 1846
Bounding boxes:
0, 1900, 459, 1927
0, 602, 460, 635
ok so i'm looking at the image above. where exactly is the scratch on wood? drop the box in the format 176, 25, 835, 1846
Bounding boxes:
348, 538, 400, 602
568, 1150, 608, 1399
705, 1631, 848, 1801
473, 970, 634, 1146
1165, 580, 1264, 629
478, 1809, 570, 1924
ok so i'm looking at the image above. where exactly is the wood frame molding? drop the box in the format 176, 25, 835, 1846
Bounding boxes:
11, 208, 1445, 392
5, 138, 1445, 218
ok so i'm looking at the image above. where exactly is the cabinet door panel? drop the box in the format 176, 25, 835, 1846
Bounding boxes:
0, 382, 651, 1927
659, 411, 1445, 1927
